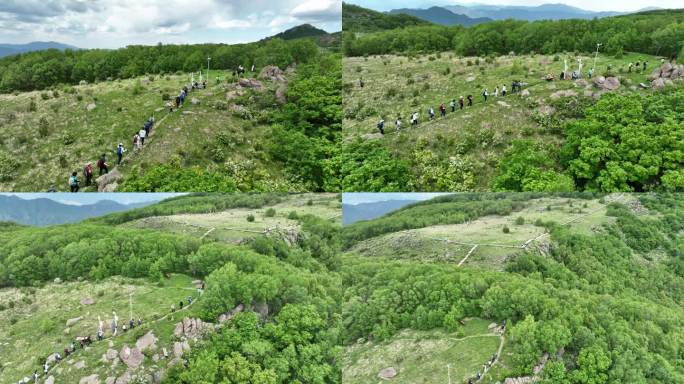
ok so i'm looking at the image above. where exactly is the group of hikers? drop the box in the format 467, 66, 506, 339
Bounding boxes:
466, 320, 506, 384
374, 80, 524, 135
22, 293, 198, 383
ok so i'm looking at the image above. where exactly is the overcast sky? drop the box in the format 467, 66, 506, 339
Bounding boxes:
351, 0, 682, 12
343, 193, 451, 205
1, 193, 182, 205
0, 0, 341, 48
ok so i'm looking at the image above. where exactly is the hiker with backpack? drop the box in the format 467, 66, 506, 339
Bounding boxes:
116, 143, 125, 165
501, 84, 507, 96
459, 96, 464, 110
83, 162, 93, 186
428, 107, 435, 120
411, 112, 419, 126
133, 133, 140, 151
97, 154, 108, 175
482, 88, 489, 102
439, 103, 446, 117
377, 119, 385, 135
68, 172, 79, 192
395, 117, 402, 131
450, 98, 456, 112
494, 86, 499, 97
138, 128, 147, 146
467, 95, 473, 106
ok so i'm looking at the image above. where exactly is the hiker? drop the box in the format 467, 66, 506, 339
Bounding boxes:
395, 117, 402, 131
83, 162, 93, 186
55, 353, 61, 362
138, 128, 146, 146
179, 300, 184, 309
450, 98, 456, 112
482, 88, 488, 102
133, 134, 140, 151
439, 103, 446, 117
411, 112, 419, 126
643, 61, 647, 72
377, 119, 385, 135
97, 329, 104, 341
428, 107, 435, 120
122, 324, 128, 332
494, 85, 499, 97
188, 296, 193, 305
202, 80, 207, 88
467, 95, 473, 107
237, 65, 245, 76
129, 318, 135, 329
175, 95, 181, 109
43, 361, 49, 374
116, 143, 125, 165
459, 95, 464, 110
359, 78, 364, 88
251, 64, 255, 72
69, 172, 79, 192
138, 318, 143, 326
97, 154, 108, 175
628, 62, 633, 73
560, 71, 565, 80
33, 371, 38, 383
588, 68, 593, 78
501, 84, 507, 96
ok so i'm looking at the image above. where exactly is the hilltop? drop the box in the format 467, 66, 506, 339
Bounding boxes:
389, 6, 492, 26
342, 3, 431, 32
0, 41, 78, 58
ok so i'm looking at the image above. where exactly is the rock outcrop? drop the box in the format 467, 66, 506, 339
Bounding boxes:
173, 317, 211, 339
592, 76, 620, 90
135, 331, 157, 351
119, 344, 144, 369
648, 63, 683, 88
66, 316, 83, 327
96, 169, 122, 192
258, 66, 287, 83
218, 304, 244, 323
238, 78, 263, 89
79, 374, 99, 384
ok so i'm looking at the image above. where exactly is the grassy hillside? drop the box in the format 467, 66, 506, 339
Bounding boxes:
340, 193, 684, 383
0, 193, 342, 383
341, 51, 684, 191
342, 3, 431, 33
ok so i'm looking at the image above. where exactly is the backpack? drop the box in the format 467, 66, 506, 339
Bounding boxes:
117, 146, 124, 155
97, 159, 104, 168
69, 176, 78, 186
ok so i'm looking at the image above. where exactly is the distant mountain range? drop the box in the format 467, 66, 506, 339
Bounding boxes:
390, 6, 492, 26
0, 195, 151, 226
343, 3, 431, 32
268, 24, 330, 41
388, 3, 663, 25
0, 41, 77, 58
343, 200, 418, 225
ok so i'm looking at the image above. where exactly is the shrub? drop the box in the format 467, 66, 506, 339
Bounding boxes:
515, 217, 525, 225
264, 208, 276, 217
38, 117, 50, 137
502, 225, 510, 234
246, 214, 255, 222
41, 92, 50, 100
287, 211, 299, 220
28, 99, 37, 112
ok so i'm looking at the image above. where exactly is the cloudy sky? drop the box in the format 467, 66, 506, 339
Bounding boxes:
1, 192, 182, 205
0, 0, 341, 48
352, 0, 682, 12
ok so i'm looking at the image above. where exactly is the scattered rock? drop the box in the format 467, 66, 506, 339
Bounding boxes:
86, 103, 97, 111
651, 78, 666, 89
225, 90, 244, 100
79, 374, 99, 384
75, 360, 86, 369
497, 100, 510, 107
520, 89, 530, 97
105, 377, 116, 384
45, 376, 55, 384
54, 277, 62, 284
378, 367, 397, 380
465, 75, 476, 82
182, 111, 196, 114
583, 90, 594, 97
135, 331, 157, 351
95, 169, 123, 192
80, 297, 94, 305
154, 107, 164, 112
576, 79, 588, 87
238, 78, 263, 89
602, 77, 620, 90
119, 345, 144, 369
218, 304, 244, 323
66, 316, 83, 327
258, 66, 287, 83
190, 97, 200, 105
538, 105, 555, 115
549, 89, 577, 99
106, 348, 118, 360
592, 76, 606, 86
115, 371, 131, 384
275, 84, 287, 104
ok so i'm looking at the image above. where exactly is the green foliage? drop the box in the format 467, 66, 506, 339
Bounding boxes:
324, 139, 411, 191
561, 88, 684, 191
502, 224, 510, 233
494, 140, 575, 192
246, 214, 255, 222
342, 3, 430, 33
38, 117, 50, 137
264, 208, 276, 217
515, 216, 525, 225
344, 9, 684, 57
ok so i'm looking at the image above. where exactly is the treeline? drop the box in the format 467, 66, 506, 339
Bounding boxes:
88, 193, 285, 225
342, 3, 430, 33
0, 37, 323, 93
341, 194, 684, 382
344, 9, 684, 57
342, 193, 601, 247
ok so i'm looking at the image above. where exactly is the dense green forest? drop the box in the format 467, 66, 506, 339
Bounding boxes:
343, 7, 684, 58
0, 194, 343, 383
341, 193, 684, 383
0, 38, 322, 93
342, 3, 430, 33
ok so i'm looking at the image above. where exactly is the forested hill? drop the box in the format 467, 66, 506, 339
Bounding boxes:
0, 32, 335, 93
344, 8, 684, 57
342, 3, 432, 33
